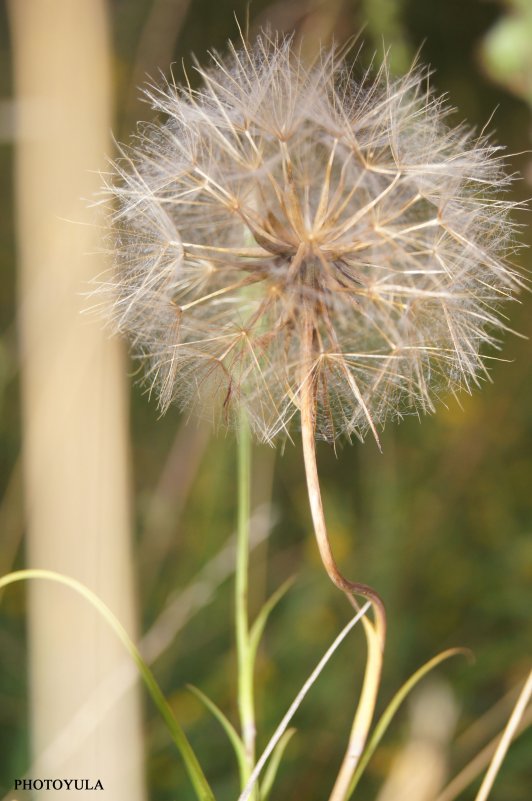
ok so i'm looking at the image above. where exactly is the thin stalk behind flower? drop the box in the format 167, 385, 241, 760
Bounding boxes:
300, 315, 386, 801
236, 408, 257, 790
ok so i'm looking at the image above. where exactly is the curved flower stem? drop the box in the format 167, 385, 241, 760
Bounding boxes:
299, 331, 386, 801
330, 622, 384, 801
236, 407, 257, 793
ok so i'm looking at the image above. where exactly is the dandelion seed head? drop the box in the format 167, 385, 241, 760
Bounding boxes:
100, 34, 522, 444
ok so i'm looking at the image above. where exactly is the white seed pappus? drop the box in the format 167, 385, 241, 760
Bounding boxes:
99, 34, 522, 443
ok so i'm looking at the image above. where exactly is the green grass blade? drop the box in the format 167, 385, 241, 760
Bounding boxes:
347, 647, 470, 798
188, 684, 248, 787
0, 569, 215, 801
248, 577, 294, 669
259, 728, 296, 801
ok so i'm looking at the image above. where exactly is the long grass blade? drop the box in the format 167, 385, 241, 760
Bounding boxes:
248, 577, 295, 668
187, 684, 248, 787
434, 705, 532, 801
0, 569, 215, 801
347, 647, 470, 797
474, 669, 532, 801
259, 728, 296, 801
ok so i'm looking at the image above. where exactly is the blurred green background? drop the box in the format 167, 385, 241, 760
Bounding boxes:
1, 1, 531, 800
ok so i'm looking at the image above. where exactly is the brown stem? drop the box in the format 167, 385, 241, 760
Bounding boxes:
299, 318, 386, 627
299, 317, 386, 801
300, 387, 386, 624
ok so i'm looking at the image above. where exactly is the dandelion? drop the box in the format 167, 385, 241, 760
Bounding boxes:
97, 35, 523, 794
97, 25, 524, 621
102, 34, 520, 448
97, 28, 524, 607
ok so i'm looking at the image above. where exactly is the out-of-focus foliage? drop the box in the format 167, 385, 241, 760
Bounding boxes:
480, 0, 532, 104
1, 1, 531, 800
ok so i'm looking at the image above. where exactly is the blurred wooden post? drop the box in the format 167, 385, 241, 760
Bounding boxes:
9, 1, 145, 798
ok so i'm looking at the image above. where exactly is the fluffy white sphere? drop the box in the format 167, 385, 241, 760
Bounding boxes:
100, 34, 521, 444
